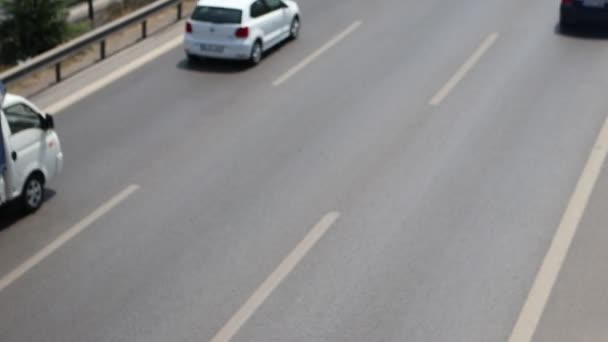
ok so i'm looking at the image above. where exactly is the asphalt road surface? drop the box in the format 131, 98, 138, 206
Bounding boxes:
2, 0, 608, 341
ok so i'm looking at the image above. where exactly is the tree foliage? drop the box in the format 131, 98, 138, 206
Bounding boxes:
0, 0, 69, 64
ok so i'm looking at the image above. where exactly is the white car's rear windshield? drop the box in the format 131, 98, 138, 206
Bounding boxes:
191, 6, 242, 24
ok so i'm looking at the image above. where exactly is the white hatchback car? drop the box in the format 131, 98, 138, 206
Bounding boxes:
184, 0, 300, 65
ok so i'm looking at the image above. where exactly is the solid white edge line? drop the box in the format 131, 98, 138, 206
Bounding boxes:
45, 36, 183, 115
429, 32, 499, 106
210, 211, 341, 342
0, 184, 140, 293
508, 115, 608, 342
272, 21, 362, 87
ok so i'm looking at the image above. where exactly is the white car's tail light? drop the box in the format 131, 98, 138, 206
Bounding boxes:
235, 27, 249, 38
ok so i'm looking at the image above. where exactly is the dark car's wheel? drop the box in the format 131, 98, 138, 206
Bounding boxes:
186, 53, 200, 64
559, 11, 576, 30
559, 20, 576, 32
289, 17, 300, 40
250, 41, 263, 66
21, 174, 44, 213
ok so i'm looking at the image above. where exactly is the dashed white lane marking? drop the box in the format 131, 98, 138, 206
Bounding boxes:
429, 32, 499, 106
210, 211, 341, 342
0, 184, 140, 292
273, 21, 362, 87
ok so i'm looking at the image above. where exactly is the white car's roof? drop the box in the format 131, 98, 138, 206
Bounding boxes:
1, 94, 25, 109
197, 0, 253, 10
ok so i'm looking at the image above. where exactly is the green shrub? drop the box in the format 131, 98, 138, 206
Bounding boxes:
65, 21, 91, 40
0, 0, 69, 64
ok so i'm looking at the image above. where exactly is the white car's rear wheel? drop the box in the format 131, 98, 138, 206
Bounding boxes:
250, 41, 263, 65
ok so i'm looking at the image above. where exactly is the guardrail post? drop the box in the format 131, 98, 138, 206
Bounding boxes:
142, 20, 147, 39
87, 0, 95, 22
55, 63, 61, 83
177, 2, 182, 20
100, 40, 106, 60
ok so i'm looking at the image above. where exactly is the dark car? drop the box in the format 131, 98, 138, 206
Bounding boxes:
561, 0, 608, 26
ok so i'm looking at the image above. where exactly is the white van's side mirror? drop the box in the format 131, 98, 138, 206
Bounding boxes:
41, 115, 54, 130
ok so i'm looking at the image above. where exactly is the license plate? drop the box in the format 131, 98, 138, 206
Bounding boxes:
583, 0, 605, 7
200, 44, 224, 53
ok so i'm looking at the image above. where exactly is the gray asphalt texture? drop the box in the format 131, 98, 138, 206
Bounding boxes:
1, 0, 608, 341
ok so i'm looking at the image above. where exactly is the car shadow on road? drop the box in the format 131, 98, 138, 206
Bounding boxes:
177, 58, 251, 73
177, 39, 293, 73
555, 23, 608, 39
0, 190, 56, 232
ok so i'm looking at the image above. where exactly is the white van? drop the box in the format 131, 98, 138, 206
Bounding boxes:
0, 83, 63, 212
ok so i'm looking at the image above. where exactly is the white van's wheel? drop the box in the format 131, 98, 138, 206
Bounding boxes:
22, 175, 44, 213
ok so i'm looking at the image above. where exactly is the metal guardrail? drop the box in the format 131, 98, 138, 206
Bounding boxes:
0, 0, 184, 85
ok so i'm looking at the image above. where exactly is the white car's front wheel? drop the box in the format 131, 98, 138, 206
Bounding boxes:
290, 17, 300, 40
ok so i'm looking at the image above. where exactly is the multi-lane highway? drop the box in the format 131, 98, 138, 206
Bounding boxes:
2, 0, 608, 341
